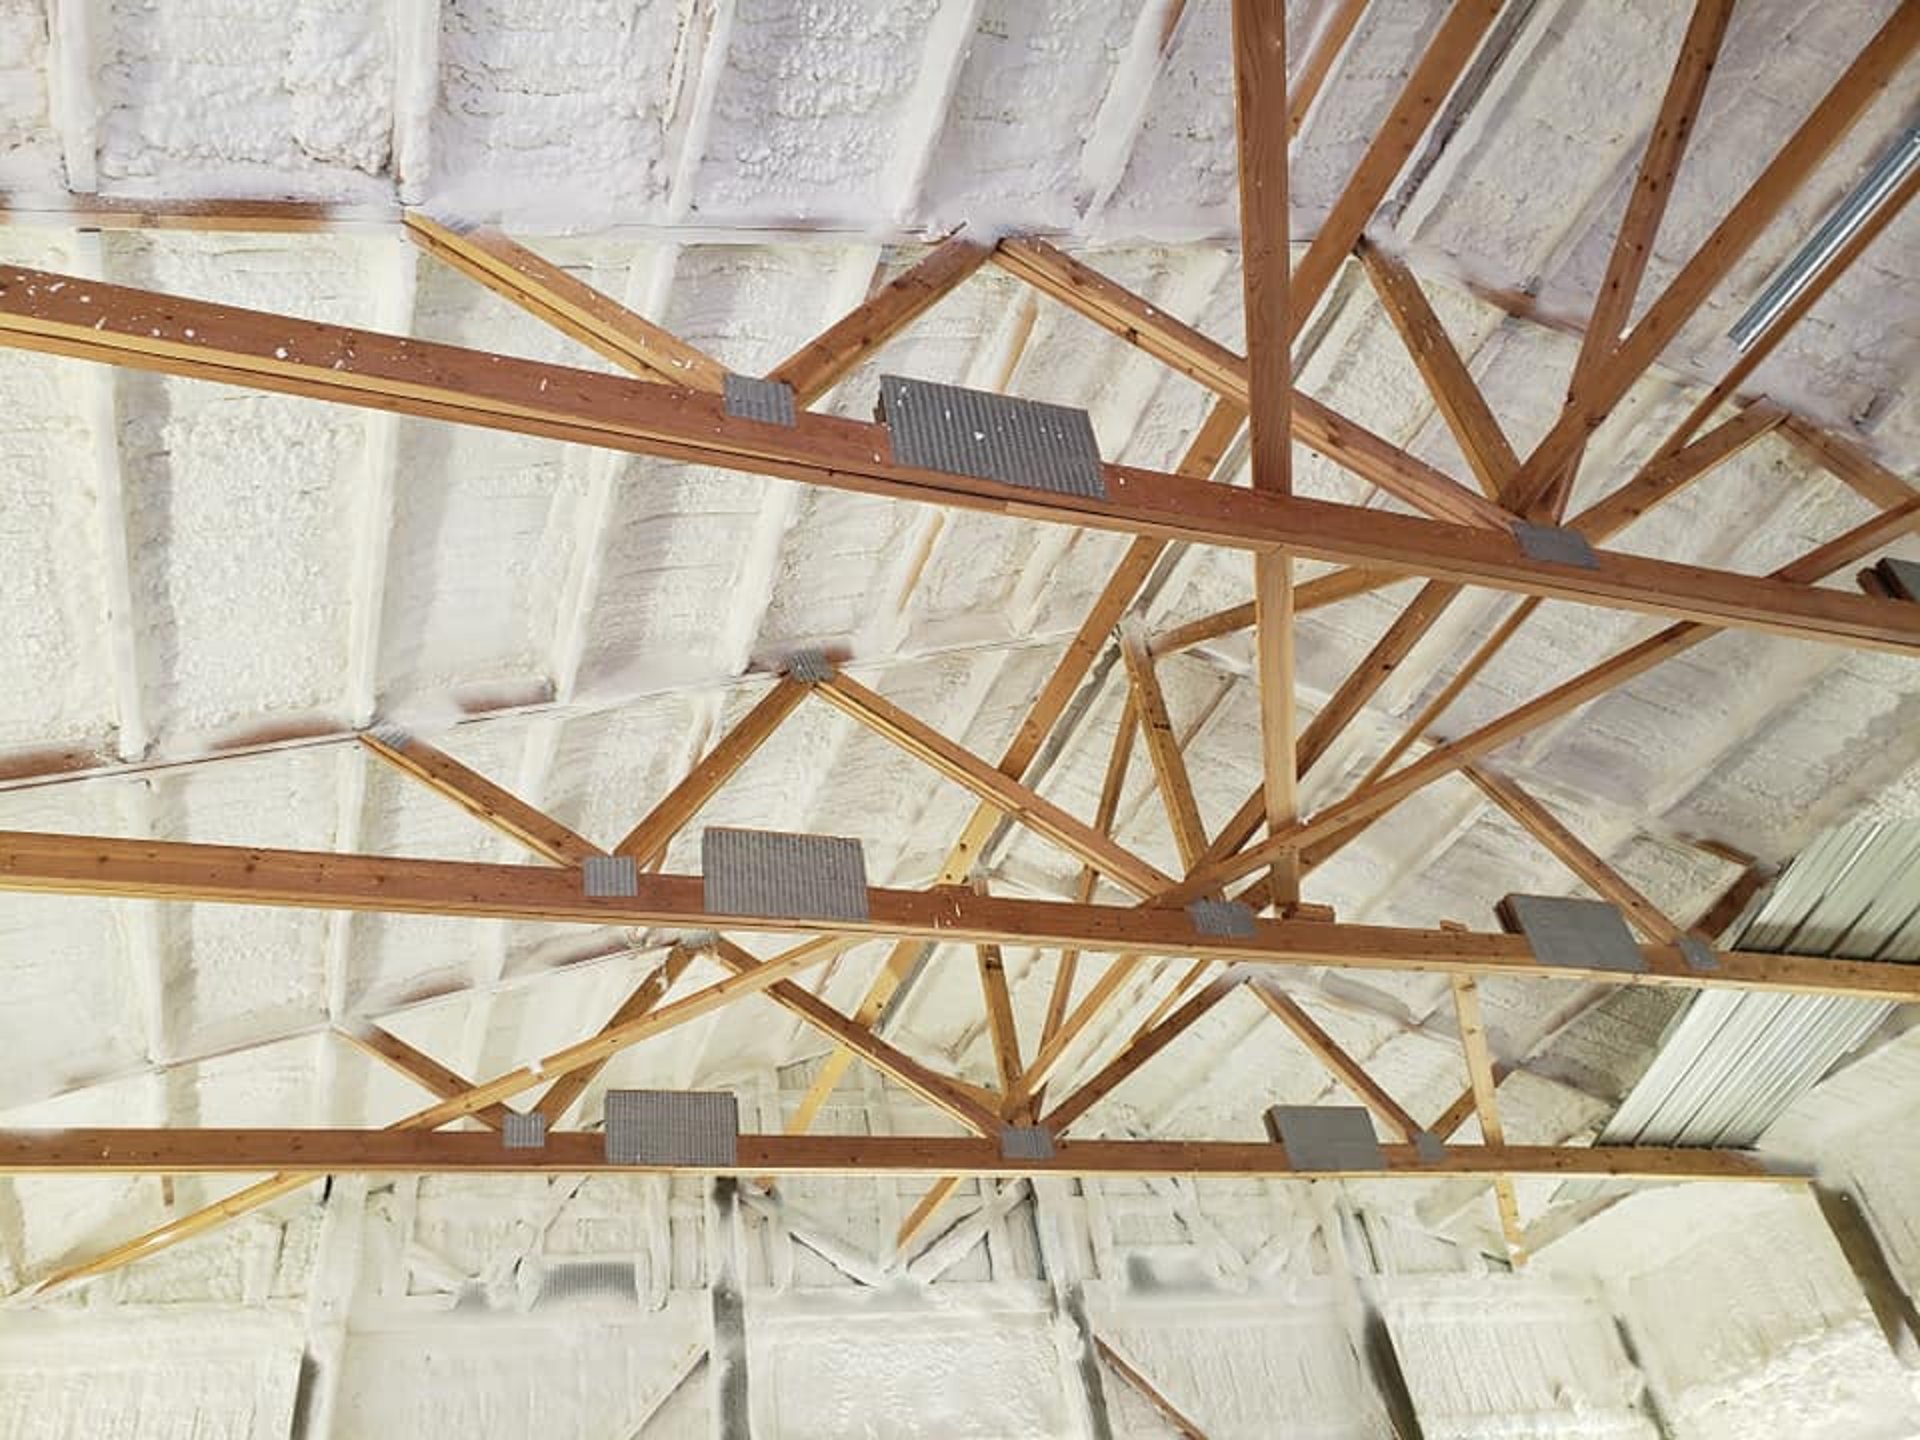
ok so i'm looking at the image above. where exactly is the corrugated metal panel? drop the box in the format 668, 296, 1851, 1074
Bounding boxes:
877, 374, 1108, 499
1598, 820, 1920, 1148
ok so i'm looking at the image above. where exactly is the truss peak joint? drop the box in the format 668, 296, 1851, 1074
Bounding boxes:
782, 648, 836, 684
1512, 521, 1599, 571
724, 372, 798, 428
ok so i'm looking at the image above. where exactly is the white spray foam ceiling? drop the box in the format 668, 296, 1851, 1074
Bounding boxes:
0, 0, 1915, 1411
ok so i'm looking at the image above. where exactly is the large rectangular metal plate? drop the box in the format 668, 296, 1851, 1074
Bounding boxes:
1264, 1105, 1385, 1172
1001, 1126, 1057, 1161
1878, 556, 1920, 602
724, 372, 797, 427
703, 827, 870, 922
502, 1111, 548, 1149
1513, 521, 1599, 570
1500, 893, 1647, 974
604, 1089, 740, 1167
877, 374, 1107, 500
583, 854, 639, 898
1187, 899, 1257, 938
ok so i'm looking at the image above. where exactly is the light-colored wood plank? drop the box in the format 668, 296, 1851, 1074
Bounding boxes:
612, 678, 809, 863
1779, 418, 1920, 511
341, 1025, 515, 1130
976, 941, 1025, 1097
1451, 974, 1528, 1265
404, 211, 729, 391
767, 233, 991, 405
1287, 0, 1370, 139
360, 729, 601, 866
1250, 983, 1419, 1141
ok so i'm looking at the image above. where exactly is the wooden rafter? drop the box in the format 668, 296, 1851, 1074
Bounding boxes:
340, 1025, 516, 1130
1146, 568, 1404, 656
1249, 982, 1419, 1142
403, 212, 728, 391
1465, 764, 1688, 945
812, 669, 1176, 897
1540, 0, 1736, 514
359, 729, 601, 866
1097, 1338, 1213, 1440
1118, 621, 1210, 870
1171, 497, 1920, 899
975, 939, 1025, 1098
766, 232, 991, 406
1042, 974, 1243, 1134
1358, 238, 1520, 499
2, 267, 1914, 648
612, 677, 810, 864
1502, 3, 1920, 514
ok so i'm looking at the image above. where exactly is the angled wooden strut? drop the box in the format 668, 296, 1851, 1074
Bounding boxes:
404, 212, 729, 391
4, 270, 1915, 650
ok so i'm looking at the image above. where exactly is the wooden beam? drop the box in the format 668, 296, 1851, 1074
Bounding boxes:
8, 829, 1920, 1001
1042, 698, 1142, 1070
612, 677, 810, 863
1249, 982, 1419, 1142
1779, 418, 1920, 511
1118, 622, 1210, 870
1451, 975, 1528, 1265
1464, 764, 1688, 944
1178, 496, 1920, 896
708, 939, 1002, 1137
28, 932, 842, 1293
339, 1025, 516, 1130
0, 1128, 1788, 1183
1043, 975, 1242, 1134
1097, 1339, 1212, 1440
1147, 568, 1404, 655
1230, 0, 1303, 919
1358, 239, 1520, 498
812, 670, 1176, 898
767, 232, 991, 406
1502, 3, 1920, 513
359, 729, 601, 866
1290, 0, 1507, 325
1287, 0, 1369, 139
534, 946, 701, 1124
5, 268, 1916, 649
403, 212, 729, 392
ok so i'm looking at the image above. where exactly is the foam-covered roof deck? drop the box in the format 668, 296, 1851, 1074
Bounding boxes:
0, 1, 1918, 1435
